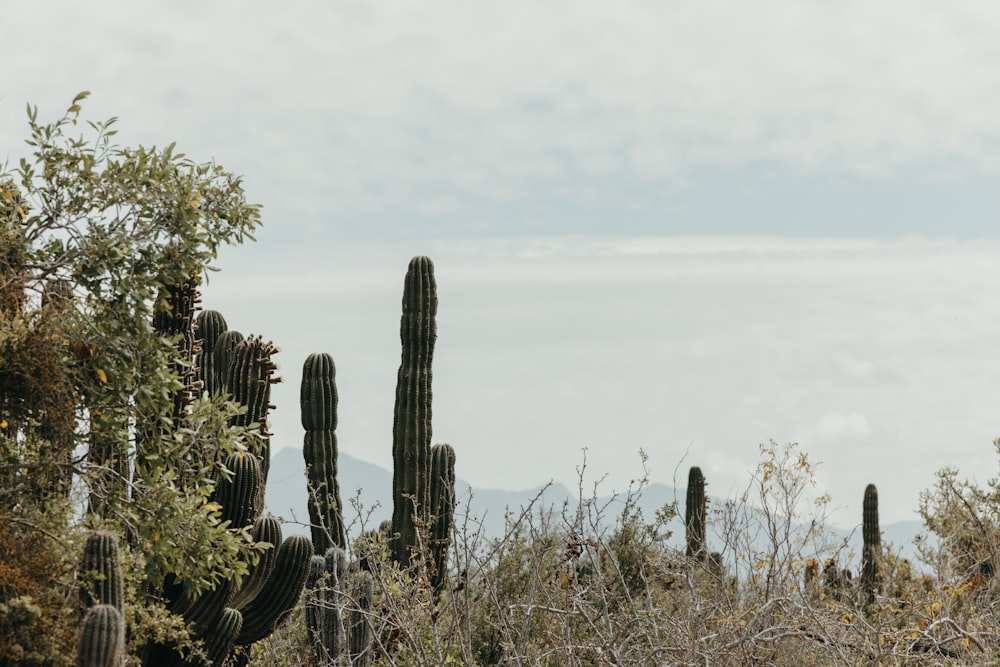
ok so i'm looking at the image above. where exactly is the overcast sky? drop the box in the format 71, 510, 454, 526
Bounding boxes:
6, 1, 1000, 528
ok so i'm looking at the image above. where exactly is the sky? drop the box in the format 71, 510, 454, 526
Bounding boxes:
5, 1, 1000, 528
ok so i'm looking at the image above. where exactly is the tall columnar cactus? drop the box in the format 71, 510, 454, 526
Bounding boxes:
861, 483, 881, 611
391, 256, 438, 567
79, 531, 124, 613
685, 466, 707, 561
301, 352, 346, 552
194, 309, 228, 396
429, 443, 456, 594
77, 604, 125, 667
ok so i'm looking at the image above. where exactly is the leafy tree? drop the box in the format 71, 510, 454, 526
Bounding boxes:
0, 92, 262, 663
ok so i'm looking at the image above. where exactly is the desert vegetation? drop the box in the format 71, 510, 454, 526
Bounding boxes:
4, 98, 1000, 666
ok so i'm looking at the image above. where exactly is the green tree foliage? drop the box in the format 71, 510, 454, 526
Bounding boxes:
0, 93, 262, 663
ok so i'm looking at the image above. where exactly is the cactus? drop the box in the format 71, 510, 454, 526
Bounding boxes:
861, 483, 881, 611
202, 607, 242, 667
224, 336, 279, 492
348, 570, 375, 666
168, 453, 261, 632
212, 329, 245, 394
234, 534, 314, 645
429, 443, 456, 594
391, 256, 438, 567
301, 352, 346, 552
194, 309, 228, 396
213, 452, 262, 530
152, 275, 201, 420
306, 547, 348, 666
228, 515, 282, 609
79, 531, 123, 613
685, 466, 707, 561
77, 604, 125, 667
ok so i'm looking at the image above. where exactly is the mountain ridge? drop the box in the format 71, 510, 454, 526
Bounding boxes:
265, 447, 929, 569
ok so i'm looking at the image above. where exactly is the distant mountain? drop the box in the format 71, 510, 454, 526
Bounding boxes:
265, 447, 929, 570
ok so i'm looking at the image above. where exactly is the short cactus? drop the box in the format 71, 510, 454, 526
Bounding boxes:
306, 547, 348, 666
685, 466, 707, 561
348, 570, 375, 666
76, 604, 124, 667
194, 309, 228, 396
203, 607, 242, 667
429, 443, 456, 594
79, 531, 123, 613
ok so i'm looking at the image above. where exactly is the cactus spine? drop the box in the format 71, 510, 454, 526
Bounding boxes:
391, 256, 438, 567
77, 605, 125, 667
301, 352, 346, 552
862, 483, 881, 611
685, 466, 707, 560
429, 443, 456, 594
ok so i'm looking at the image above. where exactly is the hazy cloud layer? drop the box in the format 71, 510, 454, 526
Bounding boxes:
203, 237, 1000, 526
5, 2, 1000, 237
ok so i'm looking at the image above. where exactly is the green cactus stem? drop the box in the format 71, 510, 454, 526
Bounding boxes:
224, 336, 279, 490
79, 531, 123, 613
203, 607, 243, 667
348, 570, 375, 666
194, 309, 228, 396
214, 452, 262, 531
306, 547, 347, 666
305, 556, 330, 664
685, 466, 707, 561
301, 352, 346, 552
429, 443, 456, 594
152, 275, 200, 420
391, 256, 438, 567
234, 534, 313, 645
228, 515, 282, 610
76, 604, 124, 667
861, 483, 881, 611
212, 330, 244, 394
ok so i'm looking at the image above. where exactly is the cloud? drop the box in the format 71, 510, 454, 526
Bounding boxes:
812, 411, 873, 439
6, 2, 1000, 238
